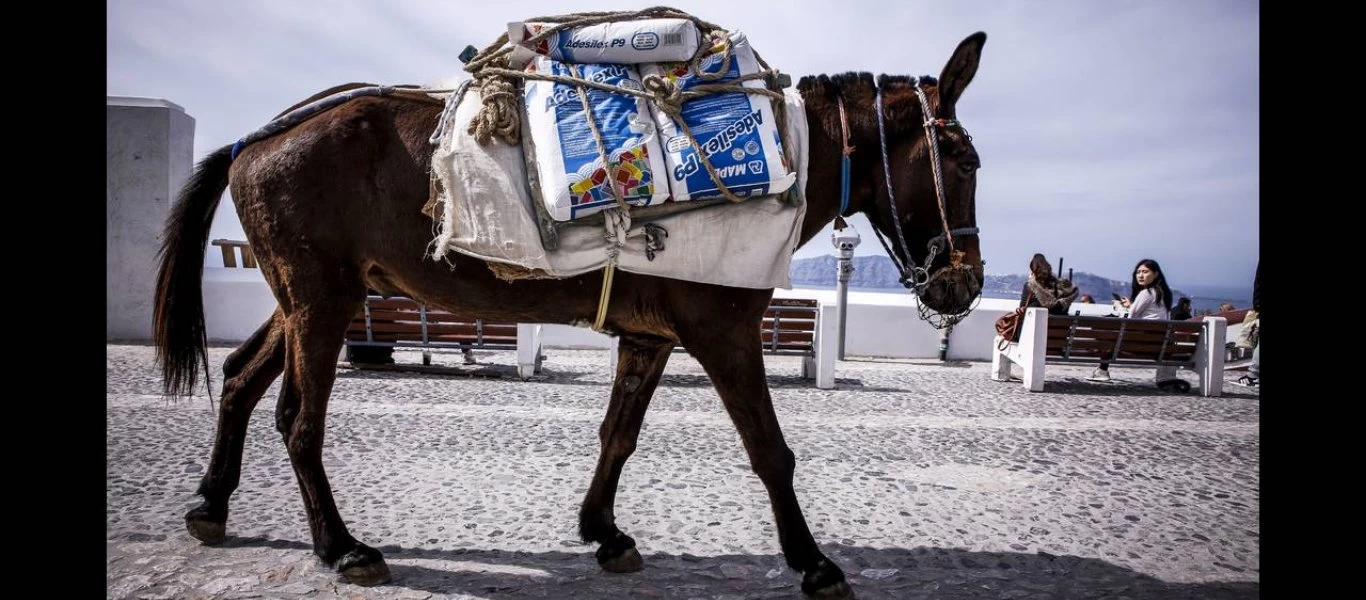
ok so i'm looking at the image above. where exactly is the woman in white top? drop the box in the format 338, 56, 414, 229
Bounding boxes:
1117, 259, 1189, 392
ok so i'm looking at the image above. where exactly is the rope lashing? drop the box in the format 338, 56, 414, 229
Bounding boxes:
457, 7, 791, 208
592, 208, 633, 332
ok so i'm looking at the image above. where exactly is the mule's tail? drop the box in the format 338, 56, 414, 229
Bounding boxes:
153, 145, 234, 398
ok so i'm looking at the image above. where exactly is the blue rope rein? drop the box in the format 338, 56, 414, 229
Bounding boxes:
835, 95, 856, 219
839, 154, 851, 217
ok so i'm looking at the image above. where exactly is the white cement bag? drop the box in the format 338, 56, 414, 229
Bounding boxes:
509, 18, 701, 65
640, 31, 796, 202
523, 57, 671, 222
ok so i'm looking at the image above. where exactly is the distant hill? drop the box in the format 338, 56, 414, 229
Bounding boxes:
978, 270, 1133, 303
789, 255, 1219, 307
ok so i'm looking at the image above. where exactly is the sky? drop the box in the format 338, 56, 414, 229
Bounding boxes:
108, 0, 1259, 289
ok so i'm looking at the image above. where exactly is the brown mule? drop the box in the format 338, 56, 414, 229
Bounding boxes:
155, 32, 989, 598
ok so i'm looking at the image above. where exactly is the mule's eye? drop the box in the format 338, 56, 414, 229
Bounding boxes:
959, 156, 980, 174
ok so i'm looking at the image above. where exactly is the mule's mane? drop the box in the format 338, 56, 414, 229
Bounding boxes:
797, 72, 940, 138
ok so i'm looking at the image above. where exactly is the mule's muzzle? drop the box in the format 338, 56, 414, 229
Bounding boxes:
919, 263, 983, 315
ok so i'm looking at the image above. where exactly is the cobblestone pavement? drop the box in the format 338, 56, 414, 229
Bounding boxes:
107, 343, 1259, 599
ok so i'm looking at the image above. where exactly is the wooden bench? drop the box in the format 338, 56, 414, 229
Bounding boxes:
754, 297, 838, 389
758, 297, 821, 361
211, 239, 256, 268
991, 307, 1227, 396
608, 297, 839, 389
345, 295, 544, 379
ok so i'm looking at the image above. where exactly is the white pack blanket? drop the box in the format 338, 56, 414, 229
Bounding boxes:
430, 86, 809, 290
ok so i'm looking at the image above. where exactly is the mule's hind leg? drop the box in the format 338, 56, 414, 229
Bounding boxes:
186, 309, 287, 544
579, 334, 675, 573
273, 283, 391, 586
677, 321, 854, 599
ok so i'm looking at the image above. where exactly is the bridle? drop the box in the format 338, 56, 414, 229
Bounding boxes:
835, 78, 979, 295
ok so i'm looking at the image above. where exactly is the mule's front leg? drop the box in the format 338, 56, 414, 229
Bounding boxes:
579, 334, 675, 573
186, 311, 286, 544
277, 298, 391, 586
680, 326, 854, 599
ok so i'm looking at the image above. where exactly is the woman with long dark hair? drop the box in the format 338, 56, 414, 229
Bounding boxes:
1018, 253, 1078, 316
1115, 258, 1189, 392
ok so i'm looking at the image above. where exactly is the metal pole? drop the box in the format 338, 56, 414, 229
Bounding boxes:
938, 324, 952, 361
831, 226, 861, 361
837, 253, 852, 359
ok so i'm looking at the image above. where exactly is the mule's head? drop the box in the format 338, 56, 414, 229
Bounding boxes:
803, 33, 988, 317
880, 33, 987, 316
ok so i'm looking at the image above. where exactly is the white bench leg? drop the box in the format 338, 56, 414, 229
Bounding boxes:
608, 335, 620, 374
1196, 317, 1227, 397
991, 335, 1012, 381
1020, 308, 1047, 392
800, 356, 816, 379
516, 323, 543, 379
815, 303, 837, 389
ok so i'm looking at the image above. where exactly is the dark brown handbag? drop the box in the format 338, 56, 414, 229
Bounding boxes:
995, 308, 1024, 339
995, 288, 1033, 348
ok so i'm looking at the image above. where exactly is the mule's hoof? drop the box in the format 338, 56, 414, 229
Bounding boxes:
184, 508, 226, 545
336, 546, 392, 586
805, 579, 855, 599
802, 560, 854, 599
599, 547, 644, 573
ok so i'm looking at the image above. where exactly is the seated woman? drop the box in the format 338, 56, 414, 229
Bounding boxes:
1113, 258, 1191, 393
1170, 297, 1194, 321
1015, 253, 1079, 336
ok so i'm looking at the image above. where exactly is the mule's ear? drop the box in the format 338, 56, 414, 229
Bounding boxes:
938, 32, 987, 113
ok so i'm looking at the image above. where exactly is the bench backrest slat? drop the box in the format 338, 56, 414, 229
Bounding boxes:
1044, 314, 1204, 365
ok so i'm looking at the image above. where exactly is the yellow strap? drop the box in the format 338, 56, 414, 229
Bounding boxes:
592, 262, 616, 332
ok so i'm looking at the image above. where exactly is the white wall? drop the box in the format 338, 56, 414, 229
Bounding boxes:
197, 274, 1087, 361
198, 274, 1243, 362
203, 268, 279, 343
107, 97, 194, 341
